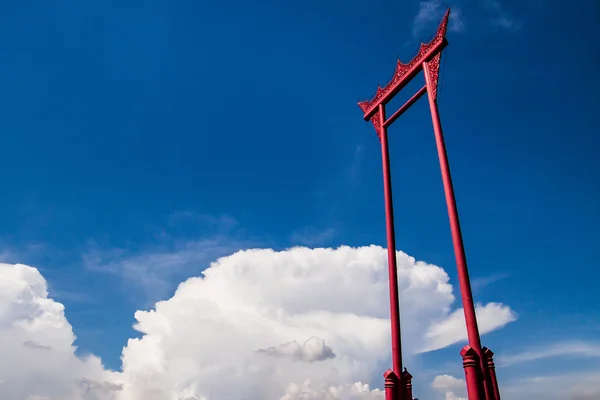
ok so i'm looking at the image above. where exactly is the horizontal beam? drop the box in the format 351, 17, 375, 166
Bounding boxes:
383, 85, 427, 129
362, 38, 447, 121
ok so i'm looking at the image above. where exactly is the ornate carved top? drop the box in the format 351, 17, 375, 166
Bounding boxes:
358, 9, 450, 122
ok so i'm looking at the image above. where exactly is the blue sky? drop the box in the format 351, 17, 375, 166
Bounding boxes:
1, 0, 599, 397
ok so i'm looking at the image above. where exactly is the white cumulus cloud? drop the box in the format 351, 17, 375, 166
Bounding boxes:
432, 374, 465, 391
116, 246, 515, 400
432, 375, 467, 400
0, 263, 121, 400
0, 246, 516, 399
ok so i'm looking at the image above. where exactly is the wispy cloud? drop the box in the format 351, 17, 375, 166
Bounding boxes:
471, 272, 511, 291
413, 0, 444, 37
50, 289, 99, 304
498, 341, 600, 367
84, 239, 238, 304
346, 145, 366, 180
290, 227, 336, 247
494, 16, 517, 30
413, 1, 465, 37
0, 248, 17, 263
84, 213, 260, 304
0, 242, 48, 266
449, 8, 465, 33
168, 211, 238, 233
486, 0, 520, 31
413, 0, 521, 37
504, 369, 600, 399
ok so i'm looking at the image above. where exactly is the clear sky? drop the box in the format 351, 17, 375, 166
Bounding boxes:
1, 0, 599, 399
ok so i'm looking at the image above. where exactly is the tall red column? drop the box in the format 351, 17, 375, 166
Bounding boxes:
423, 61, 492, 400
378, 103, 405, 400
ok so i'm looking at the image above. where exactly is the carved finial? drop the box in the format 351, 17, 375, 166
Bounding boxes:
437, 8, 451, 38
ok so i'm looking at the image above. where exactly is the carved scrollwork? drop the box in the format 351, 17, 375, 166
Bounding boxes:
369, 111, 382, 140
426, 52, 442, 100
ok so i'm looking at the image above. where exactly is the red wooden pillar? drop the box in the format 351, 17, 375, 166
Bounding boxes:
423, 60, 493, 400
378, 104, 405, 399
483, 347, 501, 400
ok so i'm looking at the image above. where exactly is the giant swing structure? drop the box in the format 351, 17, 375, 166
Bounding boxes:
358, 9, 501, 400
